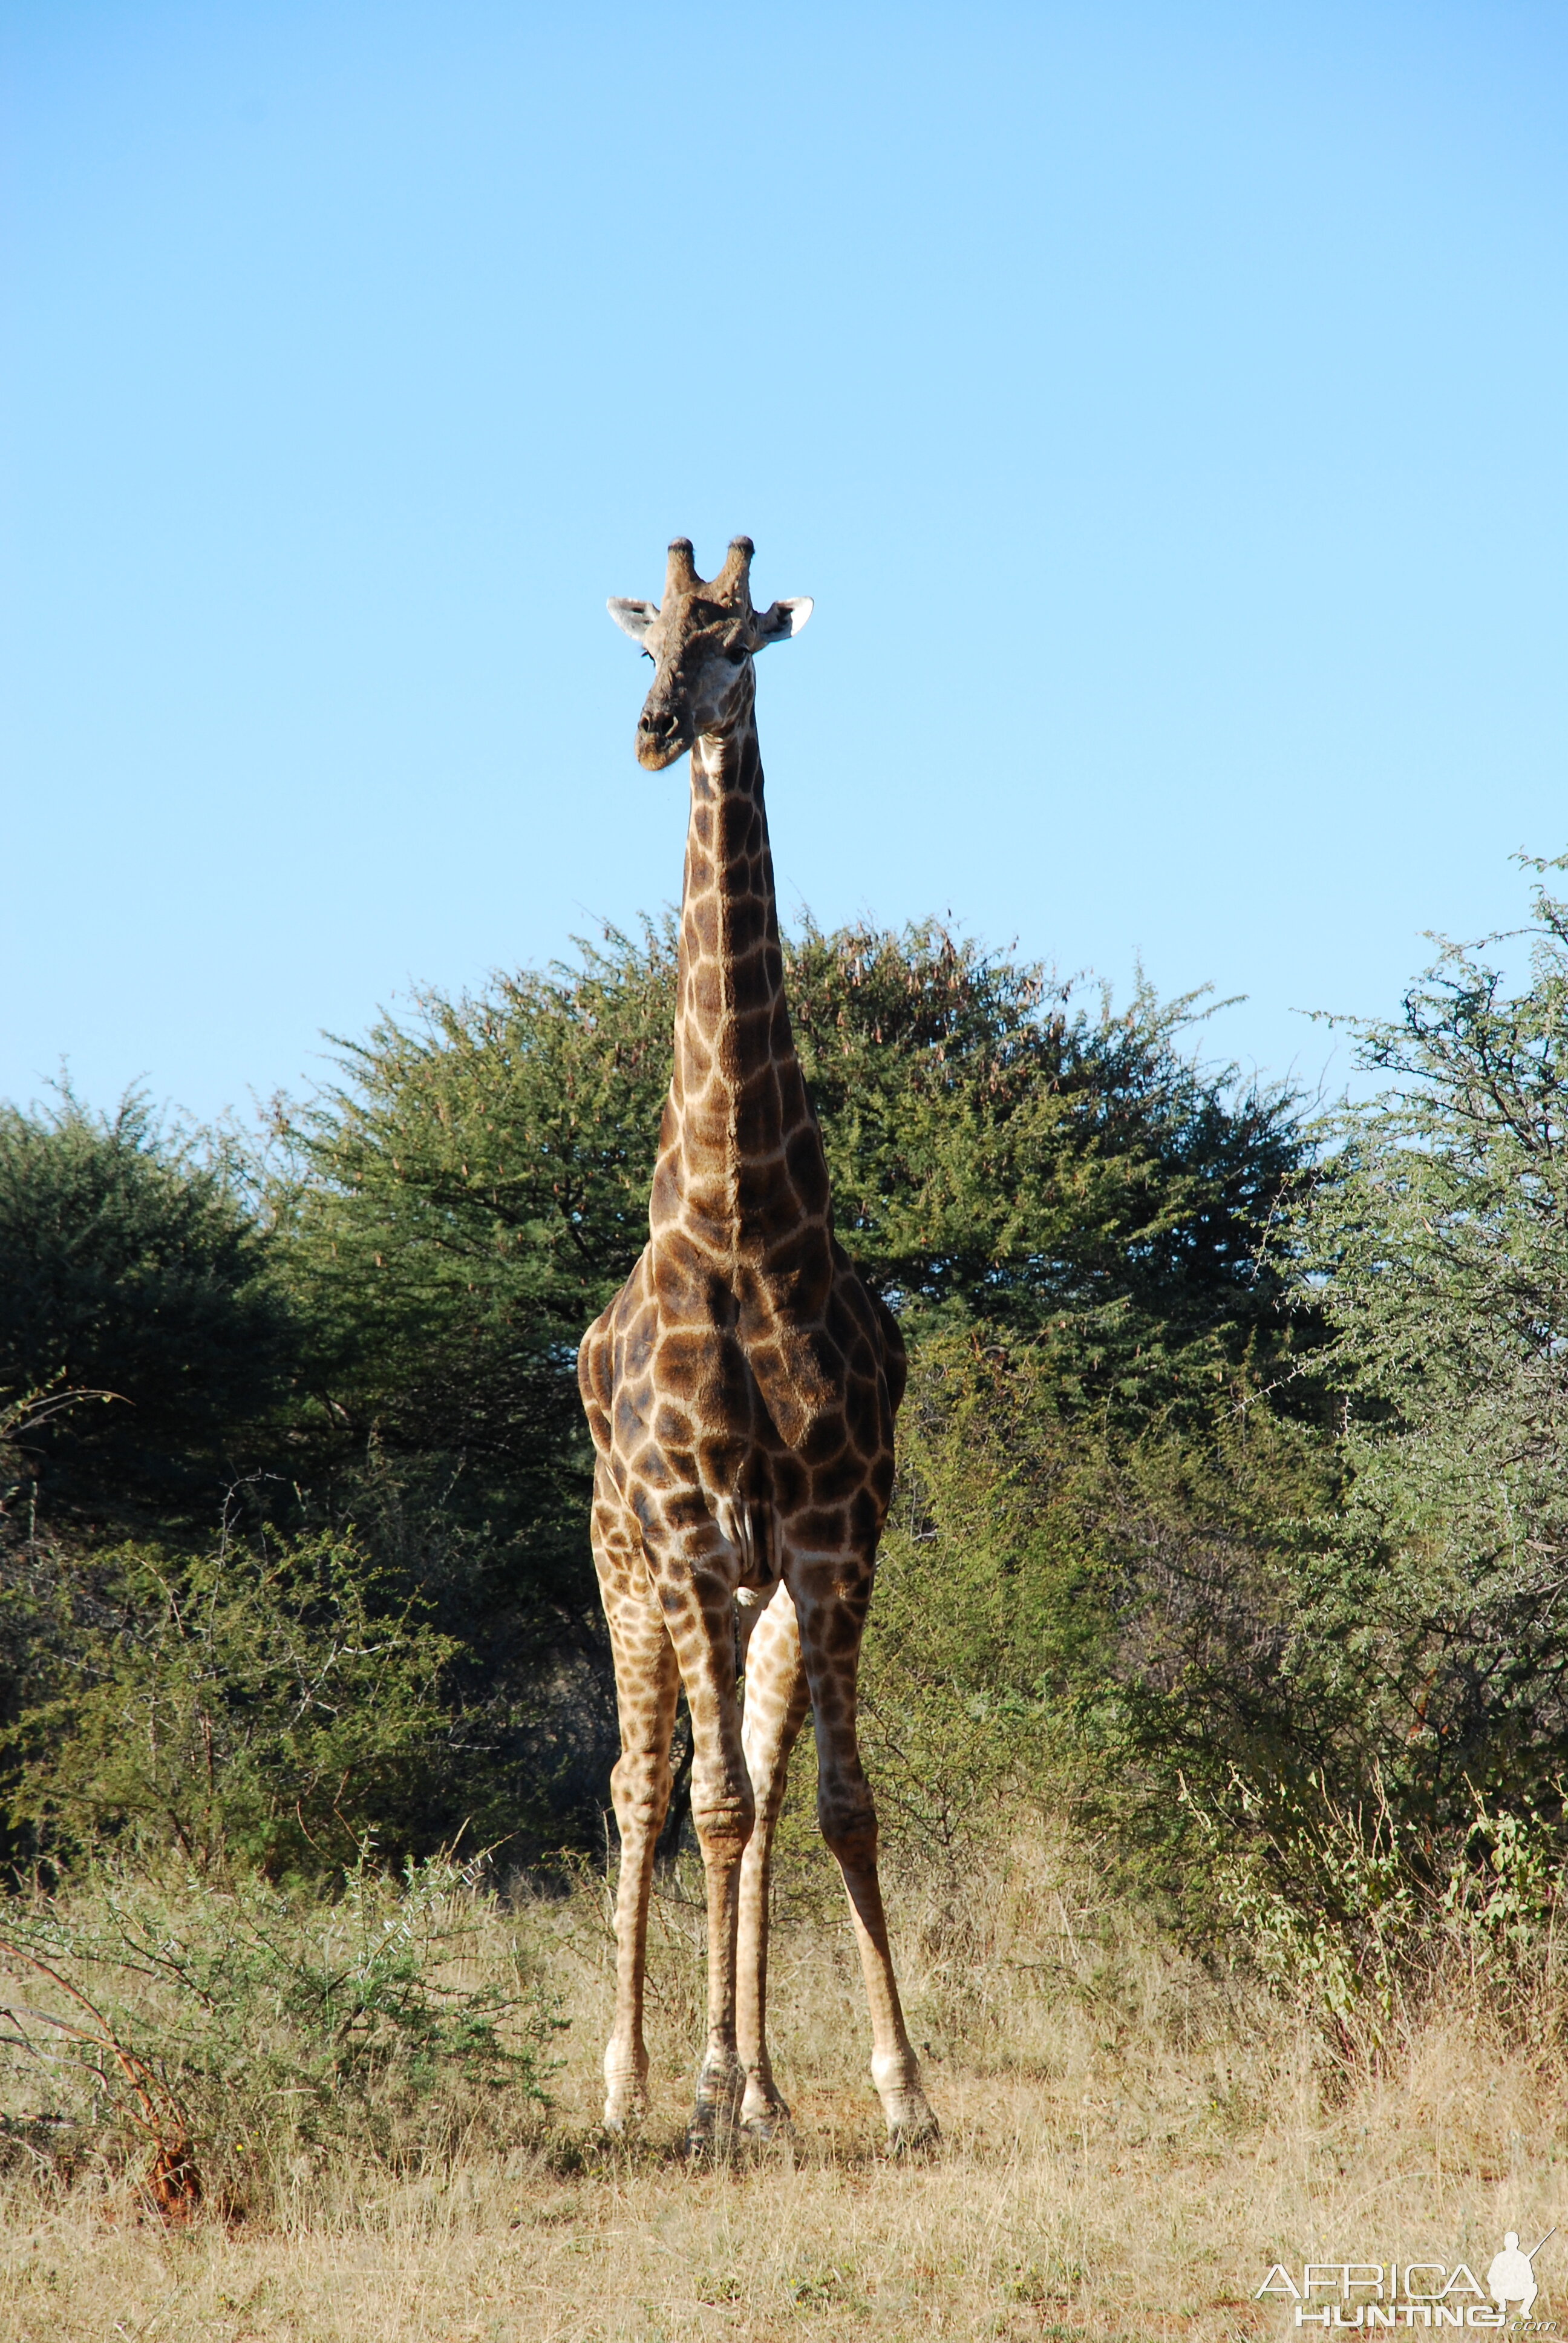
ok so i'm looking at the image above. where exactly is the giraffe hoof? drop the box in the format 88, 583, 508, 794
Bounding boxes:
684, 2111, 738, 2159
885, 2109, 941, 2156
685, 2059, 746, 2155
739, 2096, 794, 2144
601, 2081, 649, 2134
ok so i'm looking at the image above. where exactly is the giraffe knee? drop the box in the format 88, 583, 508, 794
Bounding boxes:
691, 1784, 756, 1855
611, 1749, 675, 1832
818, 1789, 878, 1869
748, 1766, 792, 1829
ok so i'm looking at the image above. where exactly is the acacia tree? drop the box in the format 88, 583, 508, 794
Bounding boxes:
286, 917, 1306, 1420
788, 919, 1306, 1403
0, 1091, 295, 1524
280, 917, 1308, 1511
269, 919, 1310, 1852
0, 929, 1319, 1871
1282, 859, 1568, 1825
5, 1530, 460, 1879
0, 1095, 307, 1871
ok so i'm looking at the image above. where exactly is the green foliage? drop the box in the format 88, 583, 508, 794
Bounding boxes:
263, 928, 687, 1846
285, 918, 1306, 1464
1095, 854, 1568, 2007
4, 1532, 460, 1879
860, 851, 1568, 1982
854, 1331, 1336, 1884
856, 1335, 1108, 1861
276, 926, 678, 1629
19, 853, 1568, 2054
0, 1854, 558, 2211
0, 1091, 295, 1523
11, 862, 1568, 2039
789, 921, 1307, 1405
1181, 1771, 1568, 2058
1284, 858, 1568, 1827
287, 923, 676, 1411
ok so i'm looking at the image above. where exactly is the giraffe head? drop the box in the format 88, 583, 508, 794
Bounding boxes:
608, 537, 813, 771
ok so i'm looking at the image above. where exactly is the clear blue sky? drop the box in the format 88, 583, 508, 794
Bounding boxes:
5, 1, 1566, 1127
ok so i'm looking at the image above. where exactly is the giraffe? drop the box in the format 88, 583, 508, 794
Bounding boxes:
577, 535, 938, 2152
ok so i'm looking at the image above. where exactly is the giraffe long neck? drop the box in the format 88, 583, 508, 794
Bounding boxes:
650, 708, 830, 1263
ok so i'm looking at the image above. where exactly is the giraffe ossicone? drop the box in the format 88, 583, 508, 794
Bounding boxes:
578, 535, 938, 2151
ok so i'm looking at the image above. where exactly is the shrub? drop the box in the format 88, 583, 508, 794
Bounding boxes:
1284, 856, 1568, 1830
4, 1530, 460, 1879
853, 1329, 1335, 1890
0, 1854, 559, 2215
0, 1091, 295, 1524
1181, 1770, 1568, 2066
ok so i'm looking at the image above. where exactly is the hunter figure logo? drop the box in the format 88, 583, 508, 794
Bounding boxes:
1256, 2232, 1557, 2327
1488, 2235, 1553, 2324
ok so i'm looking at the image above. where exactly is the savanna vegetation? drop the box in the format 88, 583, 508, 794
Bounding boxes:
6, 857, 1568, 2340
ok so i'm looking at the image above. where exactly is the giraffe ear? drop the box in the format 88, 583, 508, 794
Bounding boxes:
608, 597, 661, 643
751, 596, 813, 649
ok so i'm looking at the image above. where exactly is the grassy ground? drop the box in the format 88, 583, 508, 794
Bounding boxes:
4, 1838, 1567, 2341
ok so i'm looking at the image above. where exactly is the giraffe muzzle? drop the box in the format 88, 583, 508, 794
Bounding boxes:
636, 701, 693, 770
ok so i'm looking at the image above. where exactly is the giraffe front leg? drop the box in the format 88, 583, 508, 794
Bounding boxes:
791, 1555, 939, 2149
737, 1585, 810, 2138
655, 1538, 756, 2152
599, 1572, 681, 2132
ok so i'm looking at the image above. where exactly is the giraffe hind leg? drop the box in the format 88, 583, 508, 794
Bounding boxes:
595, 1483, 681, 2132
736, 1584, 810, 2137
789, 1550, 939, 2148
636, 1516, 759, 2153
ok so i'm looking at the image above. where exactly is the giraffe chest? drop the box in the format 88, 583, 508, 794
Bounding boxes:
609, 1276, 773, 1476
601, 1245, 897, 1565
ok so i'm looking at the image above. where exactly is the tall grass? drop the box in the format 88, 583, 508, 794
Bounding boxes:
5, 1813, 1568, 2338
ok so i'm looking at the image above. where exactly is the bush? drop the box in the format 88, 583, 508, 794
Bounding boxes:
1181, 1771, 1568, 2067
0, 1091, 295, 1525
788, 920, 1308, 1397
1282, 856, 1568, 1830
0, 1854, 559, 2215
4, 1530, 460, 1879
855, 1331, 1336, 1890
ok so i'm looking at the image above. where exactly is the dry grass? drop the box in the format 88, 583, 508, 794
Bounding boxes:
4, 1833, 1568, 2341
